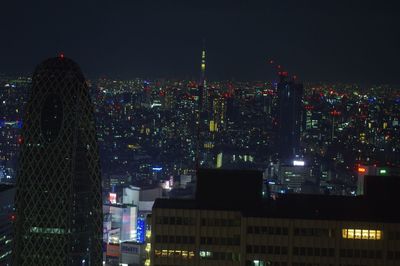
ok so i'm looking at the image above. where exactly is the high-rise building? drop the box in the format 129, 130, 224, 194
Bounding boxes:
13, 56, 103, 265
0, 184, 15, 265
148, 169, 400, 266
276, 74, 303, 164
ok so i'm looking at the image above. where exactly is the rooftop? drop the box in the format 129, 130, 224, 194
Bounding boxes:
153, 170, 400, 223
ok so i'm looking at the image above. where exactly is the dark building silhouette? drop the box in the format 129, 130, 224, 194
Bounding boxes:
277, 74, 303, 163
148, 170, 400, 266
13, 56, 103, 265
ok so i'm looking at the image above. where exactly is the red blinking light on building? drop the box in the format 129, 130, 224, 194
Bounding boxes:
60, 52, 65, 59
18, 136, 24, 145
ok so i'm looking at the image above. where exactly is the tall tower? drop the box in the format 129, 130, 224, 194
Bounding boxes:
13, 56, 103, 265
277, 73, 303, 164
199, 42, 207, 111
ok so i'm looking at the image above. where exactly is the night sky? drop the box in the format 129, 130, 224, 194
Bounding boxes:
1, 0, 399, 84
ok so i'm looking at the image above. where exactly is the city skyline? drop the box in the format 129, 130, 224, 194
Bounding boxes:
1, 1, 400, 84
1, 1, 400, 265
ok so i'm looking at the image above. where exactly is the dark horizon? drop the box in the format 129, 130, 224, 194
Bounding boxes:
1, 0, 400, 84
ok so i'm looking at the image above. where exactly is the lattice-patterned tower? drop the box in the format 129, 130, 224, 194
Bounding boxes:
13, 56, 103, 265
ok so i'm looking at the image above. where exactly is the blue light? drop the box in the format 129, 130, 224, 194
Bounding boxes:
16, 120, 22, 129
136, 218, 146, 244
152, 167, 162, 171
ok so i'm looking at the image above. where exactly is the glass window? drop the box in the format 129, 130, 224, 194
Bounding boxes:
342, 228, 382, 240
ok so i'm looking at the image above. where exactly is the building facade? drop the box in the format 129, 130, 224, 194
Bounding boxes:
148, 170, 400, 266
0, 184, 15, 265
277, 76, 303, 164
13, 56, 103, 265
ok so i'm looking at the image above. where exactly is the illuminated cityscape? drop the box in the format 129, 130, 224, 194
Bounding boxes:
1, 70, 400, 264
1, 1, 400, 265
1, 75, 399, 193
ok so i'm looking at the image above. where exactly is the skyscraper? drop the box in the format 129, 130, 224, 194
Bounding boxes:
13, 56, 103, 265
276, 73, 303, 164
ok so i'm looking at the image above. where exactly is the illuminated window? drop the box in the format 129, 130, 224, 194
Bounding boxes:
342, 229, 382, 240
30, 227, 66, 234
199, 250, 212, 258
362, 230, 369, 239
354, 229, 362, 239
253, 260, 266, 266
155, 249, 195, 259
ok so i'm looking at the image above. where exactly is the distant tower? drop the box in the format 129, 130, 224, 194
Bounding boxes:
277, 73, 303, 163
199, 41, 207, 111
195, 41, 209, 169
13, 56, 103, 265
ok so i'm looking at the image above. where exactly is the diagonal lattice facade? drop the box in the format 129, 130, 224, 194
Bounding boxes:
13, 57, 103, 266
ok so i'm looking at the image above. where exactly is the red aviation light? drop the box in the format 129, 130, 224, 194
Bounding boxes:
59, 52, 65, 59
330, 110, 341, 116
17, 136, 24, 145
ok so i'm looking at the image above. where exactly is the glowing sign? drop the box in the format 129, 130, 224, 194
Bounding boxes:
109, 193, 117, 204
106, 244, 120, 257
358, 167, 367, 174
136, 218, 146, 244
379, 169, 387, 175
152, 167, 162, 171
293, 160, 305, 166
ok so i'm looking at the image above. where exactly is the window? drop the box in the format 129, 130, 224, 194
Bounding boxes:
342, 229, 382, 240
154, 249, 195, 259
246, 245, 252, 253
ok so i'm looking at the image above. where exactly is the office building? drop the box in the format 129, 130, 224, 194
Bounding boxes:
148, 169, 400, 266
277, 75, 303, 164
13, 56, 103, 265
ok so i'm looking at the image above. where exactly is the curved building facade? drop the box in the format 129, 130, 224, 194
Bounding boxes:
13, 57, 103, 265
